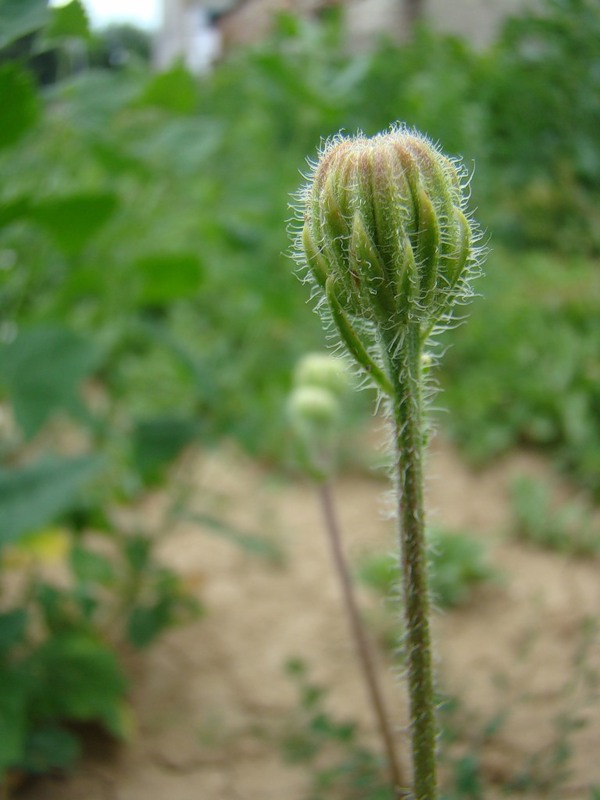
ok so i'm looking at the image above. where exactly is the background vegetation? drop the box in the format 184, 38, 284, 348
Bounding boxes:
0, 0, 599, 790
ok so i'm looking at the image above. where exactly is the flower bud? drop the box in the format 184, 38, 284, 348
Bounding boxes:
294, 353, 349, 398
287, 384, 341, 480
298, 127, 477, 334
287, 385, 340, 432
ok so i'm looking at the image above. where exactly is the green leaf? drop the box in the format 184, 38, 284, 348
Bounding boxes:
0, 0, 48, 50
136, 252, 204, 305
34, 583, 74, 634
127, 601, 172, 649
124, 535, 151, 574
0, 454, 104, 546
0, 666, 30, 772
127, 573, 201, 649
22, 724, 80, 775
0, 325, 100, 437
182, 511, 284, 564
132, 415, 200, 483
30, 192, 118, 254
31, 631, 128, 737
139, 62, 200, 115
0, 195, 30, 230
0, 609, 27, 653
70, 545, 116, 587
0, 63, 39, 149
45, 0, 90, 42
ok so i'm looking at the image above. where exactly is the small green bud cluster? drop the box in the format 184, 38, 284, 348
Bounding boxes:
294, 126, 481, 393
287, 353, 349, 480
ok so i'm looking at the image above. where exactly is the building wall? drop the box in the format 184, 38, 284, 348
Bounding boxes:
155, 0, 531, 72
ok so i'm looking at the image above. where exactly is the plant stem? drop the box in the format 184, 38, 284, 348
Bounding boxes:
318, 482, 409, 799
391, 323, 437, 799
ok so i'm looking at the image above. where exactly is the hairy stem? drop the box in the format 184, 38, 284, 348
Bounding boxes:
318, 483, 409, 799
391, 324, 437, 799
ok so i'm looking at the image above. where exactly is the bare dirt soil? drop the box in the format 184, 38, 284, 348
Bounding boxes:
19, 432, 600, 800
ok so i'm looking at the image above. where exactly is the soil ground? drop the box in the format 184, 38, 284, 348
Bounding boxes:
18, 431, 600, 800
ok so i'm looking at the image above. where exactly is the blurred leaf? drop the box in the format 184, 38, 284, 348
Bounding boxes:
32, 631, 128, 736
0, 609, 27, 653
0, 196, 30, 229
30, 192, 118, 254
0, 667, 28, 771
136, 252, 203, 305
132, 415, 200, 483
127, 601, 171, 649
182, 510, 284, 563
0, 64, 39, 149
0, 324, 100, 437
34, 583, 74, 633
127, 577, 201, 649
124, 534, 151, 573
45, 0, 90, 42
23, 724, 80, 775
8, 527, 71, 566
0, 0, 48, 50
0, 454, 104, 546
139, 61, 200, 114
70, 545, 116, 586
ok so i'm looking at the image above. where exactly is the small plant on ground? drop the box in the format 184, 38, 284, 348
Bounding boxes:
292, 126, 483, 797
358, 527, 497, 613
281, 658, 396, 800
0, 501, 201, 789
509, 475, 600, 556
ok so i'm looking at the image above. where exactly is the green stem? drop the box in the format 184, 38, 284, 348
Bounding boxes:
318, 483, 409, 799
391, 324, 437, 800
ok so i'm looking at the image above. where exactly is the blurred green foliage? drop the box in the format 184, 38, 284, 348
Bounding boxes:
1, 0, 600, 782
358, 528, 496, 611
440, 249, 600, 494
1, 0, 599, 471
282, 658, 394, 800
510, 475, 600, 556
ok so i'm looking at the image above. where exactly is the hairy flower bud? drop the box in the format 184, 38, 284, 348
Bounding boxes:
295, 127, 479, 375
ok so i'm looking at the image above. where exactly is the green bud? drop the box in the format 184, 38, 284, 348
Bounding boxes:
294, 353, 349, 398
288, 385, 340, 430
296, 127, 479, 337
287, 385, 341, 480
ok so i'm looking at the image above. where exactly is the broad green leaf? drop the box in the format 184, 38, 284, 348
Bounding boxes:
0, 454, 104, 545
45, 0, 90, 42
0, 0, 48, 50
30, 192, 118, 254
31, 631, 128, 737
136, 252, 204, 304
138, 62, 200, 115
0, 325, 100, 437
0, 64, 39, 149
